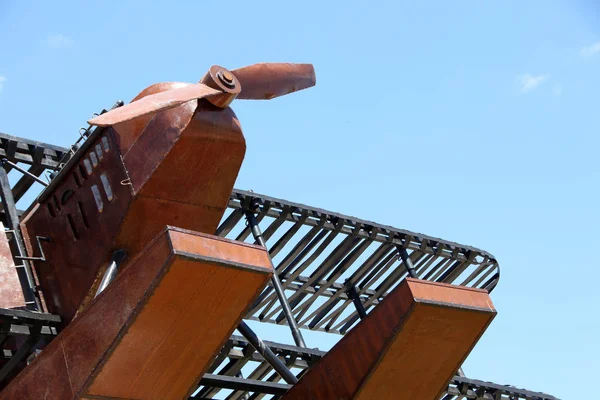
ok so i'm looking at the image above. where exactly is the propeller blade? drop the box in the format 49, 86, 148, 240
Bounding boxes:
232, 63, 315, 100
88, 83, 221, 126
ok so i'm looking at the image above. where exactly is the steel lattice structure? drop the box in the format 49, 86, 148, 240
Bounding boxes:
192, 336, 559, 400
0, 309, 60, 385
0, 131, 557, 399
0, 132, 67, 205
218, 190, 499, 334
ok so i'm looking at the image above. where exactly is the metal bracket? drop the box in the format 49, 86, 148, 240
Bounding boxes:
14, 236, 50, 262
237, 321, 298, 385
243, 198, 307, 349
344, 279, 367, 319
396, 245, 419, 279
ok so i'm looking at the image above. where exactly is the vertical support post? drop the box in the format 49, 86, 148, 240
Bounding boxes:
0, 167, 41, 311
94, 250, 127, 297
244, 199, 307, 349
345, 280, 367, 319
397, 246, 419, 279
237, 321, 298, 385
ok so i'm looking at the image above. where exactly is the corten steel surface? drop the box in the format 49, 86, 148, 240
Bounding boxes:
0, 227, 272, 400
116, 99, 245, 255
282, 278, 495, 400
218, 190, 500, 334
86, 83, 220, 127
20, 91, 246, 323
230, 63, 316, 100
19, 128, 132, 322
0, 224, 24, 309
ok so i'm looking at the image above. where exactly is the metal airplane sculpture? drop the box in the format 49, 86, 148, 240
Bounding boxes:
21, 62, 316, 324
0, 63, 559, 400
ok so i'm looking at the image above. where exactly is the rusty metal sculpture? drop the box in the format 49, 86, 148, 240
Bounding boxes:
0, 62, 559, 400
0, 62, 316, 399
20, 62, 316, 325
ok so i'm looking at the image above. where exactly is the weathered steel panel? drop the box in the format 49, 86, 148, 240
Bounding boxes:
282, 279, 496, 400
0, 227, 272, 400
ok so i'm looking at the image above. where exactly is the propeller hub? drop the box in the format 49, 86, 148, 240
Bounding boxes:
200, 65, 241, 108
217, 70, 235, 88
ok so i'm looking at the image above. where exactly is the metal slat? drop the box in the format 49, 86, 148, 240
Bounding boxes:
278, 230, 360, 323
297, 236, 375, 326
267, 210, 308, 259
198, 374, 290, 397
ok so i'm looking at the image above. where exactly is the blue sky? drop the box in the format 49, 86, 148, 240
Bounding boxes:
1, 1, 599, 398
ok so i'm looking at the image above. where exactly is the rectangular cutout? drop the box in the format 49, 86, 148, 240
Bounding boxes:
89, 152, 98, 168
101, 136, 110, 153
91, 185, 103, 212
95, 144, 104, 161
100, 173, 113, 201
84, 159, 93, 176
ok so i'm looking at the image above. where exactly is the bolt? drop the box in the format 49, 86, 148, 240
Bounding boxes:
217, 70, 235, 88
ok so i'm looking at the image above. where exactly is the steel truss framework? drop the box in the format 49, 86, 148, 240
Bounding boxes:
218, 190, 499, 334
0, 131, 557, 399
193, 335, 559, 400
0, 132, 68, 207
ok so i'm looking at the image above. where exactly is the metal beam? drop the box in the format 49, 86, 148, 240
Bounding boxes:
197, 374, 290, 397
236, 322, 298, 385
244, 203, 306, 348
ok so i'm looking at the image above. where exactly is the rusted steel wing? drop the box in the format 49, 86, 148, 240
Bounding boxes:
0, 227, 272, 400
282, 278, 496, 400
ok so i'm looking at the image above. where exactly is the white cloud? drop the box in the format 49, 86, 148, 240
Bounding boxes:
47, 33, 73, 48
580, 42, 600, 57
518, 73, 549, 93
0, 76, 5, 92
